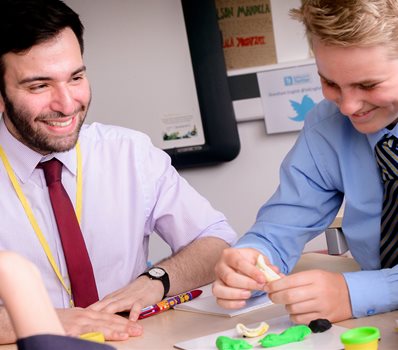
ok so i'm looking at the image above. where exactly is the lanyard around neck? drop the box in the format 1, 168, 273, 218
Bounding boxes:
0, 142, 83, 307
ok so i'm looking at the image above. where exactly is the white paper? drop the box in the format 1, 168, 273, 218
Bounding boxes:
174, 315, 348, 350
174, 293, 272, 317
257, 62, 323, 134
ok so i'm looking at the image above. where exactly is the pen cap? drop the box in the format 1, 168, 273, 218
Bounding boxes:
190, 290, 202, 298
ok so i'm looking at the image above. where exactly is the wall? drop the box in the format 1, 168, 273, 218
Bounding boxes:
64, 0, 327, 263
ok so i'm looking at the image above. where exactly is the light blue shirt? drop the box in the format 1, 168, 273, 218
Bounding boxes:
0, 120, 237, 308
236, 99, 398, 318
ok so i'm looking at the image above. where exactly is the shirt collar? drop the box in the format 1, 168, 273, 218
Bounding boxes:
0, 118, 77, 184
367, 124, 398, 153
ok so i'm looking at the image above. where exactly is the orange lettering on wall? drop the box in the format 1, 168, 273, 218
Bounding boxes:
236, 36, 265, 47
223, 37, 235, 48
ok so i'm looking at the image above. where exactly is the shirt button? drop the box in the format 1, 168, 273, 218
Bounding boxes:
367, 309, 375, 316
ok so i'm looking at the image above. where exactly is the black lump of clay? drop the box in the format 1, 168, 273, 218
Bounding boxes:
308, 319, 332, 333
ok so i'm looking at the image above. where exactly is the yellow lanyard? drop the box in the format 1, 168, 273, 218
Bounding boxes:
0, 143, 83, 307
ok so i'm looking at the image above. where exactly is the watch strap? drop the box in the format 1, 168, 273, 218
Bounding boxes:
138, 266, 170, 300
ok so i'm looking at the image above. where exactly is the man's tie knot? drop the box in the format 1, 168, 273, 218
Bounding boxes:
375, 135, 398, 182
39, 158, 63, 186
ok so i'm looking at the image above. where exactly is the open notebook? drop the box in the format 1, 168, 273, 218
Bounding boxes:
174, 288, 272, 317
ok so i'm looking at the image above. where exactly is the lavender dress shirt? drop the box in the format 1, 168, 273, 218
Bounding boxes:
0, 120, 236, 307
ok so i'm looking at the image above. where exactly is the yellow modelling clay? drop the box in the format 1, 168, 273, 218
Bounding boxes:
236, 322, 269, 338
79, 332, 105, 343
256, 255, 281, 282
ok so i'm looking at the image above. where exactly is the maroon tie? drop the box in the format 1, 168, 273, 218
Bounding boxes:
40, 158, 98, 307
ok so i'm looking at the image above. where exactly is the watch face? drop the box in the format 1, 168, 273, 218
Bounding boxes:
149, 267, 165, 278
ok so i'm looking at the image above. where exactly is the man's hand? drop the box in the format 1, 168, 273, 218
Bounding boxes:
91, 237, 232, 321
267, 269, 353, 324
88, 277, 164, 321
57, 307, 143, 341
213, 247, 279, 308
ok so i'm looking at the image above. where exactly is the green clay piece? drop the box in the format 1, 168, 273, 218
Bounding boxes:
216, 336, 253, 350
259, 325, 312, 348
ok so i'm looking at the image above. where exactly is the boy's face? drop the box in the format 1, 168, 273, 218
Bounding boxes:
0, 27, 91, 155
313, 37, 398, 134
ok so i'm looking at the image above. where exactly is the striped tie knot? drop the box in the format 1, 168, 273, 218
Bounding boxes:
375, 135, 398, 181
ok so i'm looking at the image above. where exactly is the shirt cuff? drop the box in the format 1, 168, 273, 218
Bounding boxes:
343, 269, 392, 317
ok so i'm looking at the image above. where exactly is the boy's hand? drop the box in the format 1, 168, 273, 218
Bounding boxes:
267, 269, 353, 324
213, 248, 280, 309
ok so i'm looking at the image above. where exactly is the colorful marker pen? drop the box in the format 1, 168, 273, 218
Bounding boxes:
138, 289, 202, 319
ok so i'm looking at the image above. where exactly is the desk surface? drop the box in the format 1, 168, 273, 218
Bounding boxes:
1, 254, 397, 349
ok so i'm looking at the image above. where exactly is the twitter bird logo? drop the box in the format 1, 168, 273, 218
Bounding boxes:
289, 95, 316, 122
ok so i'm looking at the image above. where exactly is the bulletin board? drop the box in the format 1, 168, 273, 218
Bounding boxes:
215, 0, 277, 70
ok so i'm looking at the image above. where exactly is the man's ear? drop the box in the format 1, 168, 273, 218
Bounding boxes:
0, 93, 4, 113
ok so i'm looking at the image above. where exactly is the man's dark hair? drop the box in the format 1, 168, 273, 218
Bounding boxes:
0, 0, 84, 95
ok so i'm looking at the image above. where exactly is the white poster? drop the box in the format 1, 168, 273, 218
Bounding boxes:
161, 111, 203, 149
257, 62, 323, 134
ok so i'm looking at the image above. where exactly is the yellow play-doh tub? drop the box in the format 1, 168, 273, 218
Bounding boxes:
340, 327, 380, 350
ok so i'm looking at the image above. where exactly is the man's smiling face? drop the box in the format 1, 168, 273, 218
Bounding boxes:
0, 27, 91, 154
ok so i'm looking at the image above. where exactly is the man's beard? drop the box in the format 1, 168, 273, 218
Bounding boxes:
2, 93, 88, 154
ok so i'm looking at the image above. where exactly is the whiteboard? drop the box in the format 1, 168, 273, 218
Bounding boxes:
64, 0, 205, 150
64, 0, 239, 167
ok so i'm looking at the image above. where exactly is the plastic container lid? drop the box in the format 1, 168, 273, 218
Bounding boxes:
340, 327, 380, 345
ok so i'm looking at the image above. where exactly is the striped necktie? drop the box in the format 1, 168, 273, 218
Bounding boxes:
375, 135, 398, 268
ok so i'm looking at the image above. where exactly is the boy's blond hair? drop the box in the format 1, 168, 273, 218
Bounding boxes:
290, 0, 398, 53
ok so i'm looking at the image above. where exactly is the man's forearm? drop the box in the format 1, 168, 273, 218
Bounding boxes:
0, 306, 17, 344
158, 236, 230, 295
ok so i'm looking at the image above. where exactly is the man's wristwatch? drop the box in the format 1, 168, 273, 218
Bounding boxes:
138, 266, 170, 300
